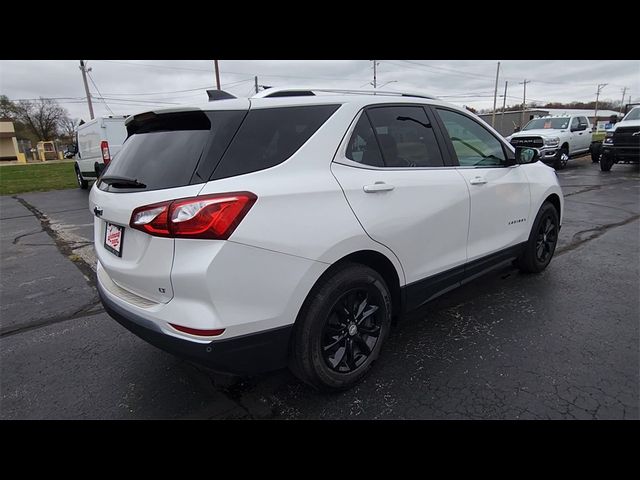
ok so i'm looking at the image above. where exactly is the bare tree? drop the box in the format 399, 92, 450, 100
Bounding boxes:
12, 97, 69, 141
59, 116, 80, 141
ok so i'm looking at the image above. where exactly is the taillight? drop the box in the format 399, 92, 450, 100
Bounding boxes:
101, 140, 111, 165
129, 192, 257, 240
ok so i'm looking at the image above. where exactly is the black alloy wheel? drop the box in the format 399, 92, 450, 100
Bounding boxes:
289, 263, 392, 391
321, 287, 382, 373
535, 215, 557, 263
516, 201, 560, 273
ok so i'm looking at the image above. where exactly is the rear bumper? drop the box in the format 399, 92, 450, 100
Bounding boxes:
98, 280, 293, 375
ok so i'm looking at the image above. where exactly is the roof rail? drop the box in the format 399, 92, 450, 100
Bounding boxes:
252, 87, 436, 100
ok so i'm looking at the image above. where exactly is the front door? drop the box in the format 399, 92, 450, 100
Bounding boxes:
434, 108, 532, 263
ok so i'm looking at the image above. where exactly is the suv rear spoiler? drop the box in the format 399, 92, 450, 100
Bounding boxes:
207, 90, 237, 101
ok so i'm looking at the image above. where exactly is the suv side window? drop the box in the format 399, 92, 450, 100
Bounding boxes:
211, 105, 340, 180
345, 113, 384, 167
436, 109, 506, 167
365, 106, 444, 167
571, 117, 580, 130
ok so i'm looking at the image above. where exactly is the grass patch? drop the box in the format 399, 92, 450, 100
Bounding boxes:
0, 162, 78, 195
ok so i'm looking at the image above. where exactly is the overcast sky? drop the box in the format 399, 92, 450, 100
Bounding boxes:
1, 60, 638, 121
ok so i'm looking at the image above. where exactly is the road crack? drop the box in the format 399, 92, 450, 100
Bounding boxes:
556, 214, 640, 256
13, 195, 97, 288
0, 300, 104, 338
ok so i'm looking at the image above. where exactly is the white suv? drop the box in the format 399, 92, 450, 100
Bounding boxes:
90, 87, 563, 390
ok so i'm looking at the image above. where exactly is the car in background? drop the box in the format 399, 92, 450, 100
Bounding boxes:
506, 115, 592, 170
599, 106, 640, 171
75, 116, 128, 189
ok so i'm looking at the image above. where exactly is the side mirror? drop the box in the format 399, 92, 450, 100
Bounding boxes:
515, 147, 539, 164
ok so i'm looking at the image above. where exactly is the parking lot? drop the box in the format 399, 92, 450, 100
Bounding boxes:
1, 155, 638, 419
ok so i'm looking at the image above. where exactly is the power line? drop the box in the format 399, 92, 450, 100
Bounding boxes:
86, 71, 115, 115
97, 60, 213, 72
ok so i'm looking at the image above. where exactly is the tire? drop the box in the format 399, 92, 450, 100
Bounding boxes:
600, 153, 614, 172
590, 143, 601, 163
289, 263, 392, 391
553, 146, 569, 170
75, 166, 88, 189
516, 202, 559, 274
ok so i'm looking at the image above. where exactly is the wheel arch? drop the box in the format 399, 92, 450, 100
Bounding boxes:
544, 193, 561, 219
298, 249, 404, 322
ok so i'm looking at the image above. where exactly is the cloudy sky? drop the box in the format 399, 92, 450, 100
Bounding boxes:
1, 60, 638, 121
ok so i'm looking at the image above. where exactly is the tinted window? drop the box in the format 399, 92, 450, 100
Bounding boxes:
99, 110, 245, 192
571, 117, 579, 130
578, 117, 589, 127
345, 113, 384, 167
437, 109, 506, 167
366, 106, 444, 167
212, 105, 340, 180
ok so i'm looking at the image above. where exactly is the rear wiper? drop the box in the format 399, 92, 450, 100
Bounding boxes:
100, 175, 147, 188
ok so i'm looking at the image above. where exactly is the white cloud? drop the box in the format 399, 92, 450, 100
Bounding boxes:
1, 59, 638, 121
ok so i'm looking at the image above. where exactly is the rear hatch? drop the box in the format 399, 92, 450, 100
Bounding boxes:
89, 102, 249, 303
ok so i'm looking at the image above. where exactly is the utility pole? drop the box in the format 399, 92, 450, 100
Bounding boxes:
619, 87, 627, 113
214, 60, 221, 90
373, 60, 378, 89
79, 60, 94, 120
255, 76, 259, 94
500, 80, 508, 133
519, 79, 531, 129
491, 61, 500, 127
594, 83, 607, 124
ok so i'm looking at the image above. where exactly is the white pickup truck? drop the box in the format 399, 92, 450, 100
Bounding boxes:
506, 115, 592, 170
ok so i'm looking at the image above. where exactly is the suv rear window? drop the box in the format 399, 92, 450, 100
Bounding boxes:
99, 110, 245, 192
211, 105, 340, 180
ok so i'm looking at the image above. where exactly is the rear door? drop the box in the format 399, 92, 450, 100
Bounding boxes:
576, 116, 591, 151
77, 120, 101, 174
89, 106, 248, 303
434, 107, 531, 264
331, 105, 470, 306
103, 118, 128, 158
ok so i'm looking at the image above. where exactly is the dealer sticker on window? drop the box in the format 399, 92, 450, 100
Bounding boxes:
104, 222, 124, 257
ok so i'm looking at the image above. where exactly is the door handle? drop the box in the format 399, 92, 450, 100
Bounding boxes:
469, 176, 487, 185
363, 182, 395, 193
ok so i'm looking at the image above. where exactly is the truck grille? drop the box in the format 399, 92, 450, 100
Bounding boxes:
510, 136, 543, 148
613, 127, 640, 147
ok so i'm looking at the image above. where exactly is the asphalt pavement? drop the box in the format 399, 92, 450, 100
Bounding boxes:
1, 156, 638, 419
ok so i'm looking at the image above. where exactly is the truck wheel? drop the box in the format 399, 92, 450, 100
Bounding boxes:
600, 154, 614, 172
590, 143, 601, 163
553, 147, 569, 170
75, 166, 88, 189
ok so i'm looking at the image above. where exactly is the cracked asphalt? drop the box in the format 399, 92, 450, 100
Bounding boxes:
1, 155, 638, 419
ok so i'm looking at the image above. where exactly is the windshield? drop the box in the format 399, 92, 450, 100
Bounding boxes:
523, 117, 570, 130
623, 108, 640, 121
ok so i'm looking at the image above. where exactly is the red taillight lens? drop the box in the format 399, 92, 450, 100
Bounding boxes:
129, 192, 256, 240
169, 323, 225, 337
101, 140, 111, 165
